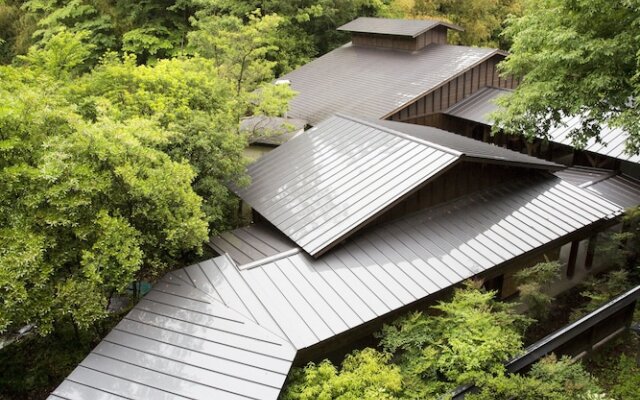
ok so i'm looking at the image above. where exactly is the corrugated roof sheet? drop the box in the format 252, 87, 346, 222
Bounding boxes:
235, 115, 563, 257
444, 87, 510, 125
51, 174, 622, 400
281, 43, 502, 125
549, 116, 640, 164
337, 17, 462, 37
555, 166, 640, 209
208, 223, 297, 266
50, 272, 296, 400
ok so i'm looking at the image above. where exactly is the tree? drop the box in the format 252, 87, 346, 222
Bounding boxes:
389, 0, 523, 48
0, 65, 208, 335
515, 260, 561, 319
492, 0, 640, 153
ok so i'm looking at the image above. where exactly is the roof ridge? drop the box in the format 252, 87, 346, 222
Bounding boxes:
334, 113, 464, 157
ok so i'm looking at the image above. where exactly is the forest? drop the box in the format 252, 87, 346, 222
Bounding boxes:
1, 0, 640, 399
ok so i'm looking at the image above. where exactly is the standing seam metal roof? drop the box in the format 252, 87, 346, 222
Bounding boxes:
337, 17, 463, 37
235, 115, 563, 258
442, 88, 640, 164
50, 174, 622, 400
555, 166, 640, 209
281, 43, 502, 125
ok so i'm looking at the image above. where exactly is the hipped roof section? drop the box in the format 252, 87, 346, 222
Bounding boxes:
280, 42, 504, 125
234, 114, 563, 257
337, 17, 463, 37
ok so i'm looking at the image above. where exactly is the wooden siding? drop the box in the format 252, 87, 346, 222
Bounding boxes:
367, 162, 530, 226
351, 26, 448, 51
388, 54, 518, 123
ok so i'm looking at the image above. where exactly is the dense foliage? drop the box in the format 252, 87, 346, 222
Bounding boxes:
493, 0, 640, 154
282, 282, 610, 400
388, 0, 523, 47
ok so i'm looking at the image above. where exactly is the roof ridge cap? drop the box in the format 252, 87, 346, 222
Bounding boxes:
334, 114, 464, 157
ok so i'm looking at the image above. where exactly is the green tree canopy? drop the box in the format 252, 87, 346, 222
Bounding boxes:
492, 0, 640, 153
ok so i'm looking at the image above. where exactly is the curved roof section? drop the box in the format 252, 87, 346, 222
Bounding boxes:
281, 42, 503, 125
51, 174, 622, 400
337, 17, 463, 37
235, 115, 563, 257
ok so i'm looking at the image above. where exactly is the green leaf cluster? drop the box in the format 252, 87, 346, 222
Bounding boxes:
492, 0, 640, 154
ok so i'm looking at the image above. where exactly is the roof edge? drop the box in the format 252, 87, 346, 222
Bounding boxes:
337, 18, 464, 37
335, 113, 464, 157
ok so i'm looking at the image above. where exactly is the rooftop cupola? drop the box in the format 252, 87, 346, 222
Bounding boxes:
338, 17, 463, 51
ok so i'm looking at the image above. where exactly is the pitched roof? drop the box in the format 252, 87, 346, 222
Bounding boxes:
51, 174, 622, 400
555, 166, 640, 209
235, 115, 563, 257
208, 223, 296, 266
337, 17, 463, 37
281, 43, 503, 125
442, 88, 640, 164
50, 273, 296, 400
444, 86, 510, 125
549, 115, 640, 164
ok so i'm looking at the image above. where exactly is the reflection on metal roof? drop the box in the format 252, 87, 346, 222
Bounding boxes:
556, 166, 640, 209
208, 223, 297, 266
549, 116, 640, 164
236, 115, 563, 257
337, 17, 463, 37
240, 116, 307, 146
50, 272, 296, 400
51, 174, 621, 400
281, 43, 501, 125
444, 87, 511, 125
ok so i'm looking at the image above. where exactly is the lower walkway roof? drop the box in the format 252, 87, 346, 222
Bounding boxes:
49, 174, 622, 400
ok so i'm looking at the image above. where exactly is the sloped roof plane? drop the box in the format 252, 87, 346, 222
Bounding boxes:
50, 174, 623, 400
443, 88, 640, 164
337, 17, 463, 37
555, 166, 640, 209
235, 114, 563, 257
281, 43, 504, 125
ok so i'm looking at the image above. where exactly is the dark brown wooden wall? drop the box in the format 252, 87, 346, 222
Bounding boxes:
387, 55, 518, 123
351, 27, 448, 51
367, 161, 533, 227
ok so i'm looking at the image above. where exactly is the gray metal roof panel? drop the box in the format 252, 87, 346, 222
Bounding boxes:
281, 43, 501, 125
337, 17, 463, 37
555, 166, 640, 209
50, 273, 296, 400
208, 223, 297, 266
444, 86, 511, 125
370, 117, 562, 170
549, 115, 640, 163
209, 174, 621, 352
235, 115, 460, 257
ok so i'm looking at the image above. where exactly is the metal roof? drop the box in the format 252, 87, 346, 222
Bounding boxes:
555, 166, 640, 209
372, 118, 561, 169
337, 17, 463, 37
549, 115, 640, 164
240, 116, 307, 146
235, 115, 562, 257
444, 87, 511, 125
442, 89, 640, 164
281, 43, 502, 125
208, 223, 297, 265
50, 174, 622, 400
50, 273, 296, 400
